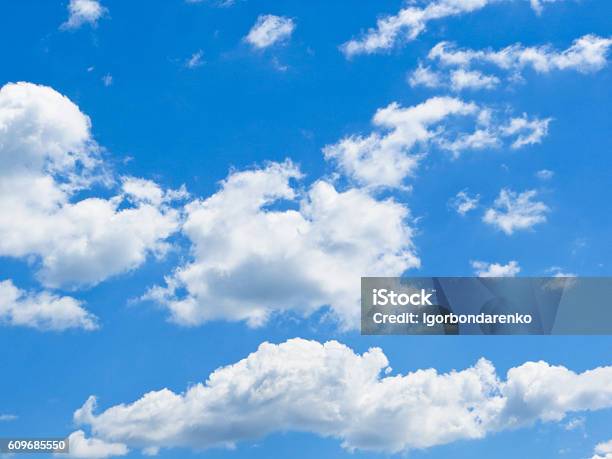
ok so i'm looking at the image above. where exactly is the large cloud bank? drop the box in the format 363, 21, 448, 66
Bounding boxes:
74, 338, 612, 455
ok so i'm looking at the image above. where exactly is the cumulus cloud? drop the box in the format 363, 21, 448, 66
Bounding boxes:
323, 97, 551, 188
74, 338, 612, 455
145, 161, 418, 329
483, 189, 549, 235
450, 190, 480, 215
0, 279, 97, 331
593, 440, 612, 459
245, 15, 295, 49
324, 97, 479, 188
341, 0, 569, 57
0, 82, 182, 289
419, 35, 612, 85
64, 431, 128, 459
62, 0, 107, 30
471, 260, 521, 277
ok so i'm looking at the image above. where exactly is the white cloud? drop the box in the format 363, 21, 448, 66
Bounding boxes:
0, 279, 97, 331
483, 189, 549, 235
439, 127, 500, 153
536, 169, 554, 180
410, 34, 611, 91
471, 260, 521, 277
64, 431, 128, 459
101, 74, 112, 87
324, 97, 479, 188
593, 440, 612, 459
408, 64, 444, 88
0, 82, 182, 289
324, 97, 551, 188
563, 416, 585, 431
121, 177, 189, 207
451, 190, 480, 215
429, 35, 612, 74
501, 115, 551, 149
546, 266, 577, 278
340, 0, 569, 57
145, 161, 418, 330
450, 69, 500, 91
245, 15, 295, 49
0, 414, 17, 421
62, 0, 107, 30
185, 50, 205, 69
409, 67, 500, 92
74, 338, 612, 454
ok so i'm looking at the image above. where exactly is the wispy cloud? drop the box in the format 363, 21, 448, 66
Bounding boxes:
185, 50, 205, 69
483, 189, 549, 235
451, 190, 480, 216
245, 15, 295, 49
61, 0, 107, 30
341, 0, 571, 57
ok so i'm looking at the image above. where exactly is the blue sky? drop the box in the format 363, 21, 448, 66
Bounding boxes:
0, 1, 611, 458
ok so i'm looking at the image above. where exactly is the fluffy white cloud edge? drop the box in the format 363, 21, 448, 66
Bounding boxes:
145, 160, 419, 330
62, 430, 128, 459
0, 82, 183, 290
74, 338, 612, 455
593, 439, 612, 459
0, 279, 97, 331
